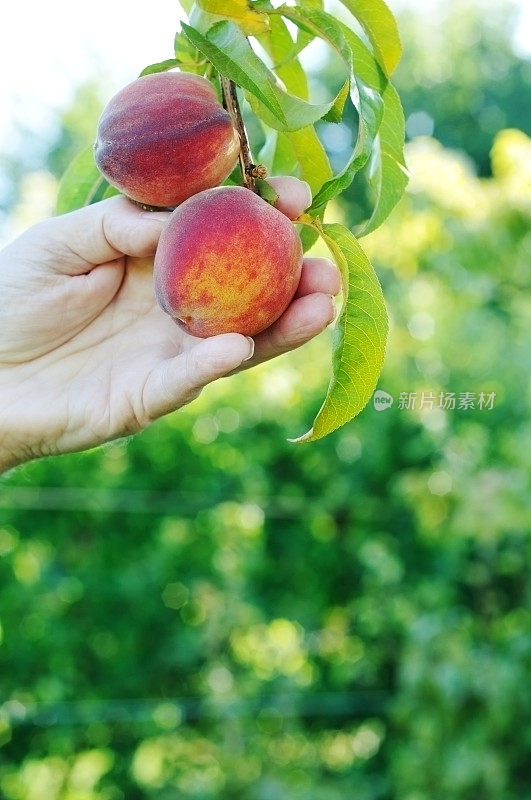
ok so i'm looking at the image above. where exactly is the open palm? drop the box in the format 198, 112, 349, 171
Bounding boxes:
0, 182, 339, 469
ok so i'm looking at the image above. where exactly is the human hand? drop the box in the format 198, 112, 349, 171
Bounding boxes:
0, 177, 340, 471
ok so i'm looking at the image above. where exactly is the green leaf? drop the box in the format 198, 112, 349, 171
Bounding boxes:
183, 21, 285, 124
293, 0, 323, 53
337, 23, 387, 90
258, 129, 299, 176
299, 227, 319, 253
174, 30, 195, 59
377, 82, 405, 161
182, 21, 340, 131
274, 6, 384, 207
321, 78, 350, 124
256, 9, 332, 199
139, 58, 182, 76
357, 83, 409, 235
258, 10, 309, 100
55, 146, 110, 215
301, 17, 407, 224
173, 30, 206, 73
257, 128, 279, 173
286, 127, 332, 195
284, 125, 332, 252
359, 153, 408, 236
338, 0, 402, 76
102, 184, 121, 200
197, 0, 270, 34
258, 0, 324, 66
271, 133, 297, 175
293, 221, 388, 442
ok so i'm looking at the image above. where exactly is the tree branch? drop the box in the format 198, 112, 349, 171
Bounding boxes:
220, 77, 265, 192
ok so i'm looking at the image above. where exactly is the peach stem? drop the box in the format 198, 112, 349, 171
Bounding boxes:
220, 76, 257, 193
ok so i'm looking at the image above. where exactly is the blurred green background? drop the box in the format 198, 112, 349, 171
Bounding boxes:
1, 1, 530, 798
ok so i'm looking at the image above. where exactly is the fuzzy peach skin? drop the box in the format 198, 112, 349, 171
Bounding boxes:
154, 186, 304, 337
94, 72, 240, 208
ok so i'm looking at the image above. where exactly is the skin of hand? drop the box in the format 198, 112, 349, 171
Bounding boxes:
0, 176, 340, 472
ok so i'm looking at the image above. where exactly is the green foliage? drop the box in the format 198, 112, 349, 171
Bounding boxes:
6, 8, 529, 791
339, 0, 402, 76
182, 21, 341, 131
1, 129, 530, 799
139, 59, 183, 76
55, 146, 112, 215
197, 0, 270, 35
293, 220, 388, 442
54, 0, 407, 441
274, 5, 385, 209
46, 81, 107, 182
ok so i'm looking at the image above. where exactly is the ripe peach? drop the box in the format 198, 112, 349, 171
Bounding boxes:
154, 186, 304, 337
94, 72, 240, 208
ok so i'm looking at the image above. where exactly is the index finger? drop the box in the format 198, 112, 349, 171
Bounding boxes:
267, 176, 312, 220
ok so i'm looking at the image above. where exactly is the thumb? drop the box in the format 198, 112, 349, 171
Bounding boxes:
33, 196, 171, 275
140, 334, 254, 421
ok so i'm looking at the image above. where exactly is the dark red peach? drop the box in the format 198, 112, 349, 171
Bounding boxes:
94, 72, 240, 208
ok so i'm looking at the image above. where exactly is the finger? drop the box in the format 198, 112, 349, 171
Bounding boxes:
246, 293, 336, 367
267, 176, 312, 221
295, 257, 341, 299
141, 333, 254, 420
34, 196, 171, 275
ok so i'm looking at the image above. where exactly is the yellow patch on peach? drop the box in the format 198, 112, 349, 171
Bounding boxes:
154, 186, 303, 337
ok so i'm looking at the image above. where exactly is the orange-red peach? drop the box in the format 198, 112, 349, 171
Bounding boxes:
154, 186, 304, 337
94, 72, 240, 208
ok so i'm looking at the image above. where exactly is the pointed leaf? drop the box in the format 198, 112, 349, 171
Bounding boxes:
259, 10, 309, 97
256, 10, 332, 198
308, 20, 407, 223
358, 152, 409, 235
182, 22, 285, 125
357, 83, 409, 235
197, 0, 270, 34
182, 21, 340, 130
321, 78, 350, 123
293, 222, 388, 442
56, 146, 110, 215
174, 30, 207, 73
102, 184, 121, 200
338, 0, 402, 76
286, 126, 332, 194
139, 58, 182, 76
274, 6, 384, 207
178, 0, 194, 13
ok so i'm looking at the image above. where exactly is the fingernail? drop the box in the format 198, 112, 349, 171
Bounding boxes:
244, 336, 255, 360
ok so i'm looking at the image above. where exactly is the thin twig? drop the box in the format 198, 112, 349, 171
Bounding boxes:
220, 76, 259, 192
